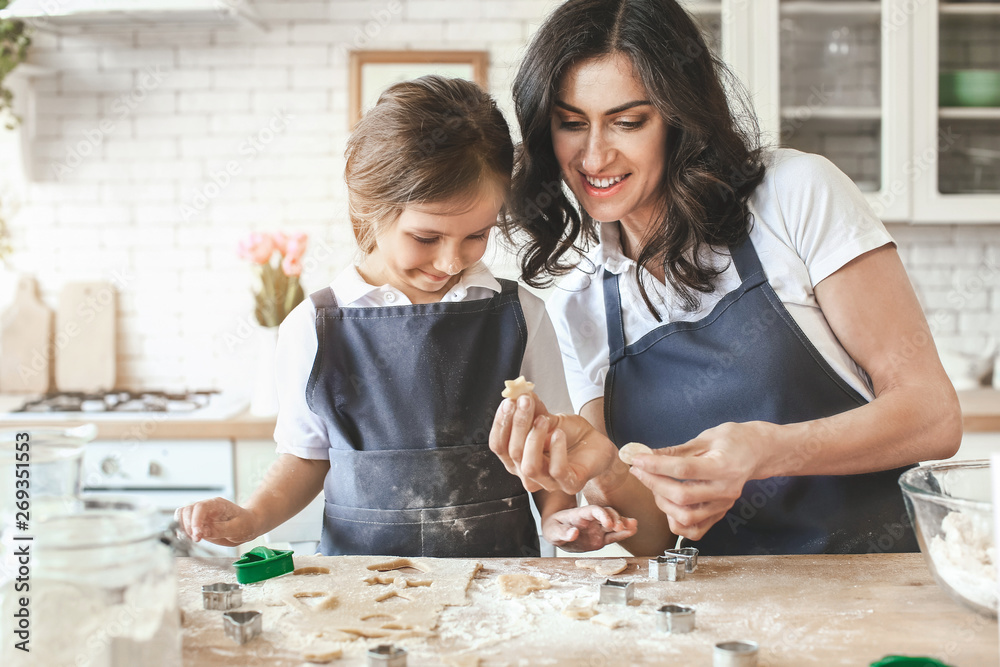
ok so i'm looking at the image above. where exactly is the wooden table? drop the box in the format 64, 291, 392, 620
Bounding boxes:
178, 554, 998, 666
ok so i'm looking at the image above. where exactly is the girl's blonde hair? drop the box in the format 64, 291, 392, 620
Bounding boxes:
345, 75, 515, 254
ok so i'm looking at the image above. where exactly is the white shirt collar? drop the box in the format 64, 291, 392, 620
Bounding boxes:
332, 261, 502, 306
594, 221, 636, 275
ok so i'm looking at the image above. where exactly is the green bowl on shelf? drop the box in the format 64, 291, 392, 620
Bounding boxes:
939, 70, 1000, 107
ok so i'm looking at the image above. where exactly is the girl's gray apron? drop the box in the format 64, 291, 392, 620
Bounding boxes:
603, 237, 916, 555
307, 279, 540, 557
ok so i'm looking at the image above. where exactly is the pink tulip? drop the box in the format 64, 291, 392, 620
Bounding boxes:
282, 253, 303, 277
285, 233, 309, 262
238, 232, 275, 264
272, 232, 289, 254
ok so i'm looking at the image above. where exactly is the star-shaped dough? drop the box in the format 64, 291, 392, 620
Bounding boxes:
501, 375, 535, 400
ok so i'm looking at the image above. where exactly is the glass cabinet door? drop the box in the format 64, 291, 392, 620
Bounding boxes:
765, 0, 911, 221
912, 1, 1000, 222
753, 0, 910, 220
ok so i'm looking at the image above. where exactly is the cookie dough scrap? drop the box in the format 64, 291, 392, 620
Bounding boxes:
575, 558, 629, 577
496, 573, 551, 598
562, 604, 598, 620
302, 642, 343, 663
619, 442, 653, 465
501, 375, 535, 400
591, 613, 625, 629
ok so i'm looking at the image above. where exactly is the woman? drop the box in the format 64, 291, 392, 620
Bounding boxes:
489, 0, 962, 556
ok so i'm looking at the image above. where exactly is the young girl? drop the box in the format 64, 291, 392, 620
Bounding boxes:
176, 76, 636, 557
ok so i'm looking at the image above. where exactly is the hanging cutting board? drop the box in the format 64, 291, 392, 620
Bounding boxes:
54, 281, 116, 393
0, 275, 53, 394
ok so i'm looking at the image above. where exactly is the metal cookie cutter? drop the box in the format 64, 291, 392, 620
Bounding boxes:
649, 555, 686, 581
664, 546, 699, 573
202, 582, 242, 610
657, 604, 696, 634
367, 644, 407, 667
598, 578, 635, 605
714, 640, 759, 667
223, 610, 262, 645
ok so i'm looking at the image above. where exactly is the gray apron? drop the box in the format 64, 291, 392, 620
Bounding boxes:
603, 236, 916, 555
307, 279, 540, 557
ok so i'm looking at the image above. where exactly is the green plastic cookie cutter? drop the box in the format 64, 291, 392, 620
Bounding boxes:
232, 546, 294, 584
871, 657, 953, 667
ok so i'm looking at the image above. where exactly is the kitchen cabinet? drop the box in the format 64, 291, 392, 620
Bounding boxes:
737, 0, 1000, 223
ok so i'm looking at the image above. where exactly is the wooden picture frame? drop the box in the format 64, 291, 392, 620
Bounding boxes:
348, 50, 490, 127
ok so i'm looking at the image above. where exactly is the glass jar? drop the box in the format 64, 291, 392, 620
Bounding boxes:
0, 497, 181, 666
0, 425, 94, 524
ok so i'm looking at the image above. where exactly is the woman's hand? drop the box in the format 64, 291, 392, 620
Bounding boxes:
174, 497, 261, 547
627, 421, 771, 540
489, 392, 618, 494
542, 505, 638, 552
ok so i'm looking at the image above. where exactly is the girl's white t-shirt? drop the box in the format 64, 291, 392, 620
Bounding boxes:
273, 261, 573, 459
547, 148, 894, 413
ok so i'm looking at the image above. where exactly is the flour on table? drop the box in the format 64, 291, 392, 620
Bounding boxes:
929, 510, 996, 611
179, 555, 480, 659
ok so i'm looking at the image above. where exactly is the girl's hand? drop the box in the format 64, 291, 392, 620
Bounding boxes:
489, 392, 618, 494
627, 421, 770, 540
174, 497, 261, 547
541, 505, 638, 552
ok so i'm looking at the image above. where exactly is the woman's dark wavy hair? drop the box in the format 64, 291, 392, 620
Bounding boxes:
505, 0, 766, 316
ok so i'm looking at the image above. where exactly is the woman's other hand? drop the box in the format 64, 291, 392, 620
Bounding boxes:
541, 504, 638, 552
489, 392, 618, 494
627, 421, 771, 540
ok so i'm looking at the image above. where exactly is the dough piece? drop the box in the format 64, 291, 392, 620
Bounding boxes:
619, 442, 653, 465
294, 566, 331, 576
291, 591, 339, 611
496, 573, 551, 598
302, 643, 343, 663
591, 613, 624, 629
501, 375, 535, 399
366, 557, 429, 573
444, 656, 481, 667
575, 558, 629, 577
562, 604, 598, 620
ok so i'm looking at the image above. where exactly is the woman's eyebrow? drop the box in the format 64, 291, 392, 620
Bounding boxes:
554, 99, 652, 115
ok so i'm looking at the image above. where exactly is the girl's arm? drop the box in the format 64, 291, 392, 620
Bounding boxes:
176, 454, 329, 547
629, 244, 962, 540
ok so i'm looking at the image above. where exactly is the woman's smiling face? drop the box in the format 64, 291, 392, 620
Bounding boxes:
551, 53, 669, 230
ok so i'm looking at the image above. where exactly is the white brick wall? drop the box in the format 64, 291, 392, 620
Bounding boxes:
2, 0, 1000, 392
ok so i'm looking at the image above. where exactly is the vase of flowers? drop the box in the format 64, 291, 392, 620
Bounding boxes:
238, 231, 308, 415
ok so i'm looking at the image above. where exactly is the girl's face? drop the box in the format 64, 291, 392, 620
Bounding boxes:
365, 189, 502, 304
550, 53, 668, 231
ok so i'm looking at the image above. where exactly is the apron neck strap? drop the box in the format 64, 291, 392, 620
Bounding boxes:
602, 269, 627, 360
310, 287, 339, 309
729, 234, 765, 283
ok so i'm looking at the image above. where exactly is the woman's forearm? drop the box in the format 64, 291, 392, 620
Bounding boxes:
243, 453, 330, 536
755, 380, 962, 480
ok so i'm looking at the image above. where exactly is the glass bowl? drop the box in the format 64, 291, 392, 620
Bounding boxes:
899, 460, 995, 618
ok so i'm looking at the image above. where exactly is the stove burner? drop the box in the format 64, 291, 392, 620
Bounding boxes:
17, 390, 218, 414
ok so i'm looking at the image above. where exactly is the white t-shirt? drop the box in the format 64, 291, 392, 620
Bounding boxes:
548, 148, 894, 413
274, 260, 573, 459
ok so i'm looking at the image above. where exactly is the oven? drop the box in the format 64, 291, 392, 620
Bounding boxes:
82, 438, 236, 556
